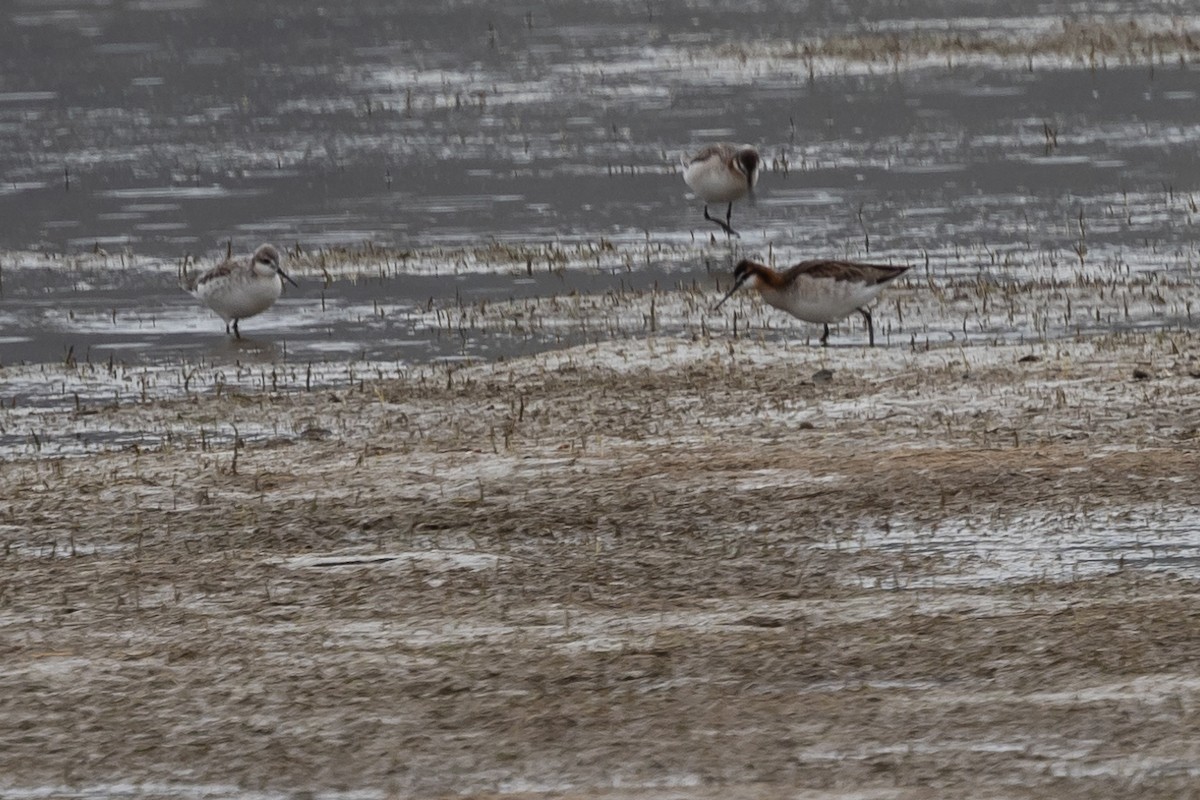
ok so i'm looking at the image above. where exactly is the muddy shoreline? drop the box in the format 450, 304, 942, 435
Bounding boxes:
5, 324, 1200, 798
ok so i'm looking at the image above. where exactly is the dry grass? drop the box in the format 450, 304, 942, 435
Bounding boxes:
4, 329, 1200, 798
727, 19, 1200, 70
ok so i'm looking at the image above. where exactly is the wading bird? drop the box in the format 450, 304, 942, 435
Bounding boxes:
184, 243, 298, 338
714, 258, 909, 346
682, 143, 760, 237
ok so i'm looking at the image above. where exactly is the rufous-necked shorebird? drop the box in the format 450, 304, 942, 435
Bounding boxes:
714, 258, 909, 346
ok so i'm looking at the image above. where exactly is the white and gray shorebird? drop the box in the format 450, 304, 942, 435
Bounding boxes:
184, 243, 298, 338
714, 258, 909, 346
682, 143, 761, 237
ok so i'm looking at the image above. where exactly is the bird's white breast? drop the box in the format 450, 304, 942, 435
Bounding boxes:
684, 157, 751, 204
194, 272, 283, 322
759, 275, 888, 324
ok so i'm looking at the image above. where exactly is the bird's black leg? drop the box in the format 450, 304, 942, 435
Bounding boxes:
224, 321, 231, 335
820, 323, 830, 346
702, 204, 740, 238
859, 307, 874, 347
233, 319, 241, 339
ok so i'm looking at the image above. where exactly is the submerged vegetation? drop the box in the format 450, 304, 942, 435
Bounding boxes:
728, 18, 1200, 72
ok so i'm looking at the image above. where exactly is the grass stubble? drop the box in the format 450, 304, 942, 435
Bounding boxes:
4, 238, 1200, 797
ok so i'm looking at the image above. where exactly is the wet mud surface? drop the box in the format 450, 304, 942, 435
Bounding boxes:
5, 327, 1200, 798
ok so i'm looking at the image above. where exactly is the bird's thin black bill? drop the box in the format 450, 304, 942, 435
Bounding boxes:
712, 277, 747, 311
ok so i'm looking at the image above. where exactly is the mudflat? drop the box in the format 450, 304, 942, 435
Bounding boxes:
5, 317, 1200, 798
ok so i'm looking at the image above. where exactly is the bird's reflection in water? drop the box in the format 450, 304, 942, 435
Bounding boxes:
212, 335, 280, 362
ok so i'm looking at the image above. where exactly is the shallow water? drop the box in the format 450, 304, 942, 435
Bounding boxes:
2, 1, 1199, 466
3, 2, 1200, 370
823, 504, 1200, 589
0, 256, 692, 367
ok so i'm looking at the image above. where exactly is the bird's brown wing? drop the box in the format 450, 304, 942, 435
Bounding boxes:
686, 143, 735, 164
784, 260, 909, 286
193, 259, 239, 288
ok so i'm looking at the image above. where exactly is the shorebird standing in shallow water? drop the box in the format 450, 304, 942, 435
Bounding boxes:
714, 258, 909, 346
682, 143, 760, 237
184, 243, 298, 338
